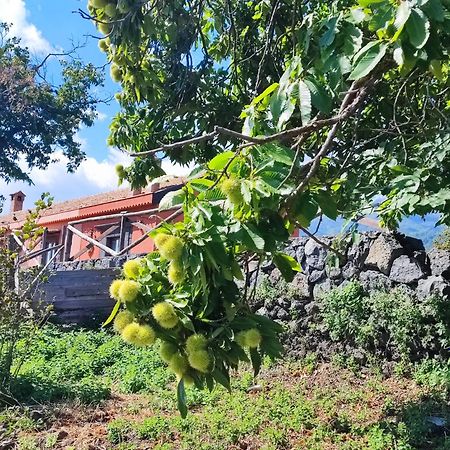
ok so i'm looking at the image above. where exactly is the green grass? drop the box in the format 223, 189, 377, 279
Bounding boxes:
12, 325, 172, 403
5, 325, 450, 449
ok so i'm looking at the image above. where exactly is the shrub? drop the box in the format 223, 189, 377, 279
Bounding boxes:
12, 325, 172, 403
434, 228, 450, 251
136, 416, 170, 440
321, 282, 450, 363
0, 195, 52, 400
321, 281, 369, 345
414, 359, 450, 393
107, 418, 132, 444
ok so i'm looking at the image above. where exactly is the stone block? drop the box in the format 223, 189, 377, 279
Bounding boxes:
359, 270, 392, 291
417, 276, 450, 298
390, 255, 426, 284
365, 234, 403, 275
428, 248, 450, 280
291, 273, 312, 299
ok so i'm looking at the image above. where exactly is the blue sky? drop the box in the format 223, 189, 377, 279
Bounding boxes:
0, 0, 191, 209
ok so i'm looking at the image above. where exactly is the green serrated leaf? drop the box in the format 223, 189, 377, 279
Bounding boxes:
231, 259, 244, 280
342, 23, 363, 55
406, 8, 430, 49
358, 0, 386, 6
102, 300, 121, 327
304, 79, 332, 114
292, 193, 319, 226
241, 223, 265, 252
273, 252, 302, 282
349, 41, 387, 80
314, 190, 338, 220
259, 143, 294, 166
392, 1, 411, 41
187, 166, 205, 180
208, 151, 235, 171
429, 60, 444, 80
241, 180, 252, 203
158, 189, 185, 211
249, 348, 262, 377
277, 84, 296, 130
319, 16, 339, 48
393, 43, 404, 66
231, 315, 258, 330
298, 80, 311, 125
198, 188, 225, 202
189, 178, 214, 192
212, 367, 231, 392
205, 375, 214, 392
261, 338, 284, 359
422, 0, 445, 22
251, 83, 279, 105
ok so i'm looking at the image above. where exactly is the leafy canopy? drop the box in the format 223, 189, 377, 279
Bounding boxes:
0, 23, 103, 185
87, 0, 449, 415
92, 0, 448, 227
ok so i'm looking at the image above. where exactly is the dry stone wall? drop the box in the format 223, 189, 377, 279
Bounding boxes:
50, 231, 450, 303
48, 232, 450, 335
251, 232, 450, 363
256, 232, 450, 306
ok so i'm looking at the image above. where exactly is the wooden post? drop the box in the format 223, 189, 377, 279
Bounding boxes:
71, 224, 119, 260
12, 233, 28, 255
119, 213, 127, 254
7, 235, 17, 290
63, 226, 73, 261
40, 227, 48, 266
67, 224, 118, 257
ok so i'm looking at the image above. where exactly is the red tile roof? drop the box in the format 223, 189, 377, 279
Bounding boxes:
0, 178, 185, 227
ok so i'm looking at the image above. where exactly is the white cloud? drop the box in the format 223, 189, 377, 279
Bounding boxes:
96, 111, 108, 121
0, 150, 196, 213
79, 148, 131, 190
0, 149, 132, 211
0, 0, 52, 54
73, 132, 89, 153
161, 159, 196, 177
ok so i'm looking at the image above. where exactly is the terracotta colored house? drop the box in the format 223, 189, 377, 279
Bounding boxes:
0, 179, 184, 267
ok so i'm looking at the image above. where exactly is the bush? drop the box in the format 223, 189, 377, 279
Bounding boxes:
414, 359, 450, 393
107, 418, 132, 444
0, 196, 52, 400
434, 228, 450, 251
321, 282, 450, 363
136, 416, 170, 440
320, 281, 369, 345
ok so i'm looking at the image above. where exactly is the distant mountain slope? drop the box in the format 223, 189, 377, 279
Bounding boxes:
312, 214, 443, 249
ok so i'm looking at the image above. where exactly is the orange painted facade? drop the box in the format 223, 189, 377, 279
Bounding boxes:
0, 181, 184, 267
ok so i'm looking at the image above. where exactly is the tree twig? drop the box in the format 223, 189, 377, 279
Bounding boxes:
299, 225, 345, 259
125, 86, 374, 158
285, 77, 374, 203
127, 130, 219, 156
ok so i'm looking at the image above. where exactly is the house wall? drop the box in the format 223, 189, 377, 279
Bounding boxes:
3, 184, 187, 269
45, 206, 182, 262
